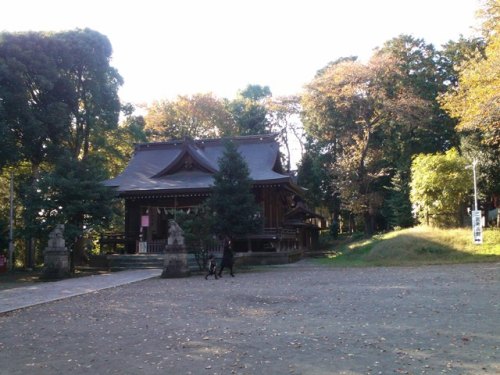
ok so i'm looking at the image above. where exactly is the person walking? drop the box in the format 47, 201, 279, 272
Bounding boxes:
218, 238, 234, 277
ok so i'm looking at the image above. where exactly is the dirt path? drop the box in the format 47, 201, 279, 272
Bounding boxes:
0, 261, 498, 374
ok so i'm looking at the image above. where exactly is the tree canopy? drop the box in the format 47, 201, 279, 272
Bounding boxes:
227, 84, 271, 136
0, 29, 123, 266
301, 52, 434, 233
410, 148, 471, 227
0, 29, 123, 164
266, 95, 303, 172
144, 93, 237, 141
440, 4, 500, 147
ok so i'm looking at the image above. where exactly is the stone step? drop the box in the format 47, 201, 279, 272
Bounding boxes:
106, 254, 205, 272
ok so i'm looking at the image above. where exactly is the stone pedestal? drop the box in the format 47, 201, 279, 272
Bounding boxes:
40, 224, 71, 280
161, 244, 191, 278
161, 220, 190, 278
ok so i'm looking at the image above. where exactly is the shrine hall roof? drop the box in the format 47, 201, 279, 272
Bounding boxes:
104, 134, 294, 195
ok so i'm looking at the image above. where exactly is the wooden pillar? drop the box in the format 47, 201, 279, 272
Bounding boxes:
125, 199, 141, 253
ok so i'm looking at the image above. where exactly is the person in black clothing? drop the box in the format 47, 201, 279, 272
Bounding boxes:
218, 238, 234, 277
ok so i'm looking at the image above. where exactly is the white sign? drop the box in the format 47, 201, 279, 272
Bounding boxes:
471, 210, 482, 244
138, 241, 148, 253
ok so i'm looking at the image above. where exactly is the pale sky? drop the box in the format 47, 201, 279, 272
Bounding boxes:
1, 0, 481, 106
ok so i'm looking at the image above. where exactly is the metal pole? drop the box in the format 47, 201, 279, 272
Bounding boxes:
472, 159, 478, 211
470, 158, 483, 244
8, 170, 14, 271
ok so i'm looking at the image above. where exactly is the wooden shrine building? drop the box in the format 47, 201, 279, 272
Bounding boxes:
103, 134, 324, 261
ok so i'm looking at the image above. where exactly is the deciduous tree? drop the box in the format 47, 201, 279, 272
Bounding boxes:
145, 93, 237, 140
372, 35, 461, 228
266, 95, 304, 171
439, 1, 500, 147
302, 53, 432, 233
410, 148, 471, 227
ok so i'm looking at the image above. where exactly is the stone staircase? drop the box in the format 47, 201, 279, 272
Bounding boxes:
106, 254, 204, 272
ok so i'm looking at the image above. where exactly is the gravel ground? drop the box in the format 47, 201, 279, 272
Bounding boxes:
0, 260, 498, 375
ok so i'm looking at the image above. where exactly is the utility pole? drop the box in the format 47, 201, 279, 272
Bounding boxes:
9, 170, 14, 270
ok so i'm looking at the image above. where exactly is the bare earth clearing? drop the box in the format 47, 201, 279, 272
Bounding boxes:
0, 260, 498, 375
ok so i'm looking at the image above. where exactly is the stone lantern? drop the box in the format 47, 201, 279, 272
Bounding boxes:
40, 224, 71, 280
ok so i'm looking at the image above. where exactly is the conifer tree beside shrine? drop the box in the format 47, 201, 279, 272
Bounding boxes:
208, 140, 262, 239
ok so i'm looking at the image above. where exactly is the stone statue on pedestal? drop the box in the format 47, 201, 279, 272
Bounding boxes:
40, 224, 71, 280
161, 220, 190, 278
167, 220, 185, 246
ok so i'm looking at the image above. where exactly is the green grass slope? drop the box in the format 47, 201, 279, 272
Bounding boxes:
317, 226, 500, 267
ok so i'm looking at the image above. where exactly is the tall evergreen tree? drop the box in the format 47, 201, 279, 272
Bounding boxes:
208, 140, 262, 239
0, 29, 122, 267
384, 169, 414, 229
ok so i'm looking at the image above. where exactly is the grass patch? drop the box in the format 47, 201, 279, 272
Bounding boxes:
316, 226, 500, 267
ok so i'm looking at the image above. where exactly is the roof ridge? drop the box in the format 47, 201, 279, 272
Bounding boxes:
134, 133, 278, 151
151, 142, 218, 178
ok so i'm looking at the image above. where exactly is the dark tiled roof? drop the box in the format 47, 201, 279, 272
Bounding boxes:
104, 134, 292, 194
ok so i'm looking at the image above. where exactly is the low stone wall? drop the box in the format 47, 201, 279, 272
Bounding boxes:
88, 255, 110, 269
235, 250, 303, 267
88, 250, 303, 272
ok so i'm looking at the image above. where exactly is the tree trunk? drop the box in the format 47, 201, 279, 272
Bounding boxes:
72, 237, 89, 267
25, 163, 41, 269
364, 212, 374, 235
25, 238, 35, 269
349, 214, 355, 233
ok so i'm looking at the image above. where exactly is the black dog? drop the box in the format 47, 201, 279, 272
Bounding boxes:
205, 255, 218, 280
